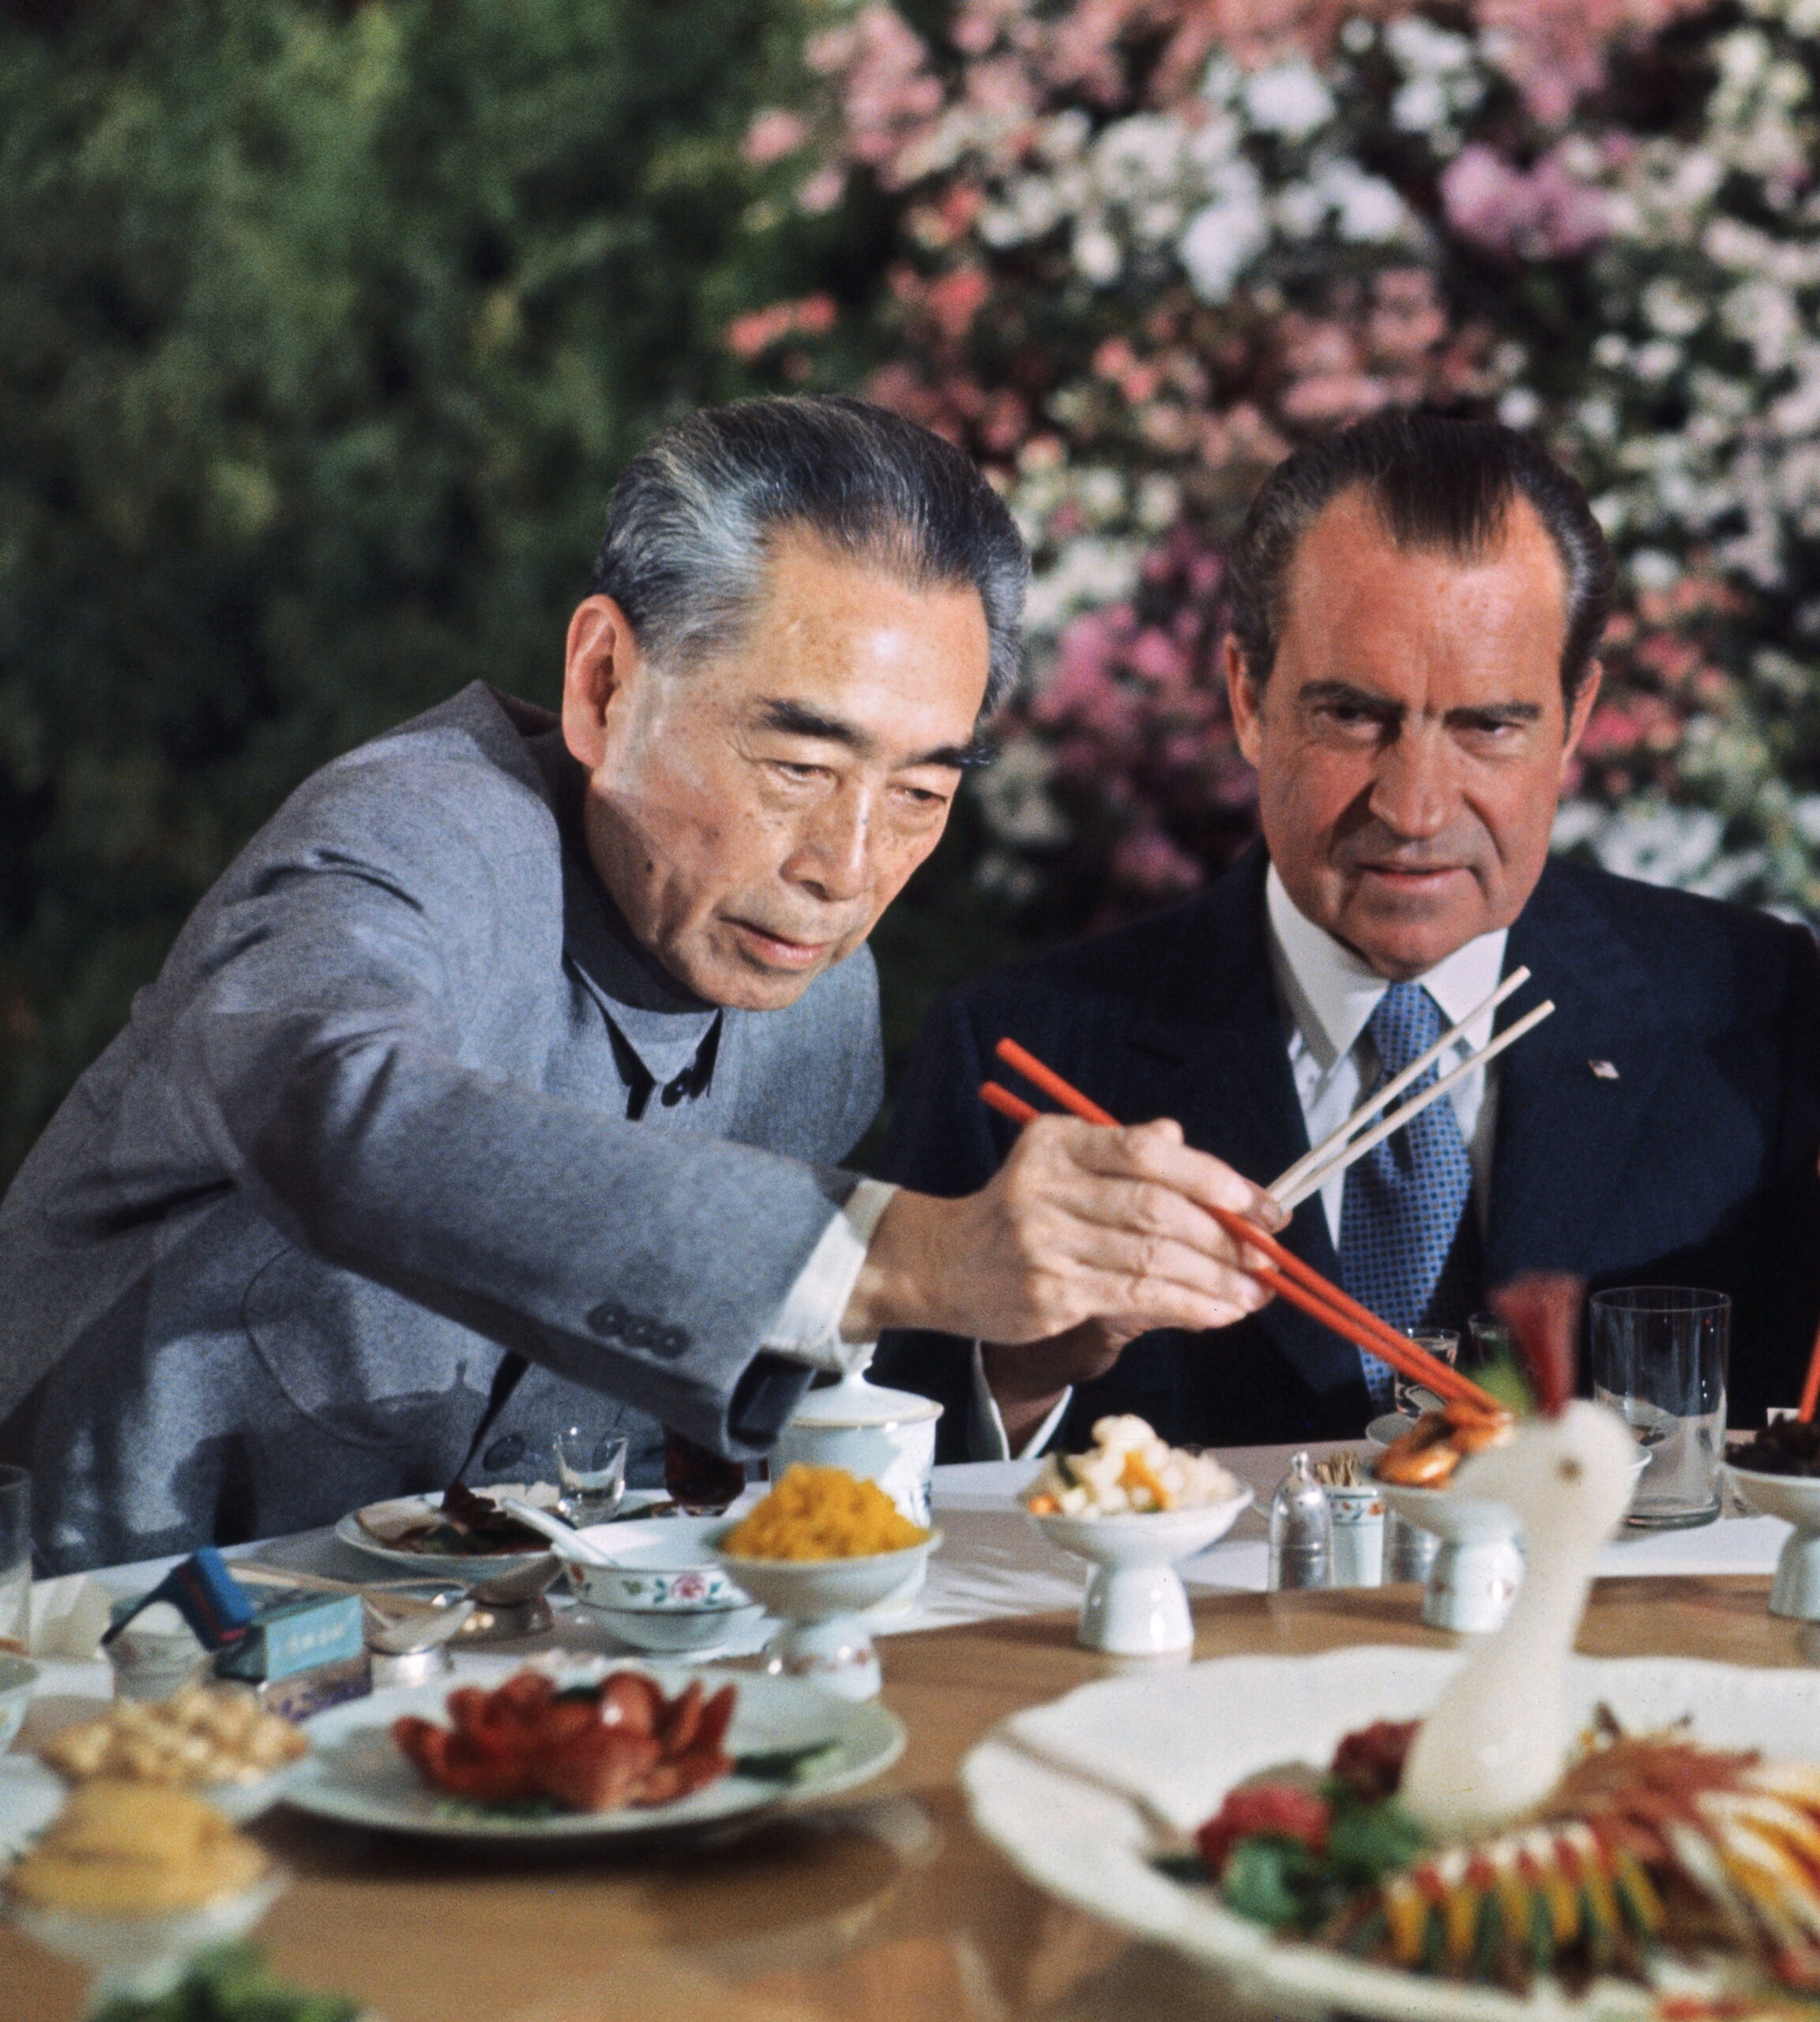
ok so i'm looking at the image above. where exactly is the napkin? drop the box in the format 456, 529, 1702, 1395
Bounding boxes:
29, 1573, 115, 1661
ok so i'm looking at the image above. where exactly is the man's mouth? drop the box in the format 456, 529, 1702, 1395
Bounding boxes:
726, 919, 837, 971
1356, 862, 1468, 887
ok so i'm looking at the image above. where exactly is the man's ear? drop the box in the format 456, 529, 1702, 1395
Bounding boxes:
562, 596, 643, 772
1224, 634, 1266, 768
1560, 657, 1603, 775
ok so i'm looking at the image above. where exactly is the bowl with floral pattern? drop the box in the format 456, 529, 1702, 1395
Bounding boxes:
562, 1516, 751, 1613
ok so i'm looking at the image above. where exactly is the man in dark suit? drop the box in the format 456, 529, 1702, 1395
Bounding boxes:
878, 415, 1820, 1459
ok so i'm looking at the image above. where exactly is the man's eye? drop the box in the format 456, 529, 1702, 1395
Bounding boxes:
769, 761, 825, 783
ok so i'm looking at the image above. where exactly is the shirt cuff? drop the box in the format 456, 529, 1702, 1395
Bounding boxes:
760, 1178, 897, 1376
967, 1342, 1074, 1462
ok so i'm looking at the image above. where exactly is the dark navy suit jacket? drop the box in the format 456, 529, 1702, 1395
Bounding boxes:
876, 848, 1820, 1456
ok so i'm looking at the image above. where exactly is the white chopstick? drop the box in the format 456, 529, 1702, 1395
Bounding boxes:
1269, 966, 1533, 1204
1276, 998, 1555, 1210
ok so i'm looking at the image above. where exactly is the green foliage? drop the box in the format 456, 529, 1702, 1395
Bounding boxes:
0, 0, 831, 1182
93, 1943, 359, 2022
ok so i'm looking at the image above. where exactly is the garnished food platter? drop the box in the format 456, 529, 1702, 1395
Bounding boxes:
334, 1484, 662, 1580
287, 1659, 904, 1843
963, 1648, 1820, 2021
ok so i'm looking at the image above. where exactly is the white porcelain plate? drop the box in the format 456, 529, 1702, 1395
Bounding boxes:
284, 1659, 904, 1843
962, 1645, 1820, 2022
334, 1488, 663, 1580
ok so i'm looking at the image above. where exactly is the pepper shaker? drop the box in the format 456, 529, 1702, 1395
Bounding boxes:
1269, 1451, 1333, 1591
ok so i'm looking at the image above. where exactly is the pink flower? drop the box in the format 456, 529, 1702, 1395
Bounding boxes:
1439, 146, 1610, 262
743, 109, 810, 167
1112, 824, 1204, 897
722, 296, 837, 360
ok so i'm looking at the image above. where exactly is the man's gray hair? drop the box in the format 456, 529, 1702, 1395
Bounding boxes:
590, 397, 1028, 714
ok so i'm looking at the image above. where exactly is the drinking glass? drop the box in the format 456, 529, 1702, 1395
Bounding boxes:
1393, 1329, 1459, 1419
1467, 1313, 1514, 1367
1590, 1287, 1728, 1529
0, 1466, 30, 1656
552, 1429, 628, 1527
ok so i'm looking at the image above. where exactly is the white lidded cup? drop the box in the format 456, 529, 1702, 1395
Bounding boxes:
773, 1371, 942, 1607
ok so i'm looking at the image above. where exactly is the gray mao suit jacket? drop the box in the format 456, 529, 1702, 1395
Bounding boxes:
0, 684, 883, 1573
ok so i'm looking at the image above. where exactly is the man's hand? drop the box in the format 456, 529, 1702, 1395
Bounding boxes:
841, 1113, 1284, 1353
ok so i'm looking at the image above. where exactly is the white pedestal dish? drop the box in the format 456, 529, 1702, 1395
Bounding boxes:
709, 1533, 942, 1699
14, 1870, 286, 2016
1376, 1483, 1522, 1633
1724, 1464, 1820, 1618
1029, 1492, 1253, 1655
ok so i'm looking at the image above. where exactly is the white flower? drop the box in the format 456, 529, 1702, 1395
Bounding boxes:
1179, 163, 1269, 299
1073, 224, 1122, 285
1385, 16, 1475, 77
1393, 78, 1451, 135
974, 739, 1067, 848
1314, 157, 1407, 242
1242, 60, 1335, 141
1641, 279, 1706, 338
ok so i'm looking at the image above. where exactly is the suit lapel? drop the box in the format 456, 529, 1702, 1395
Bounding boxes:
1119, 849, 1372, 1422
1487, 861, 1671, 1282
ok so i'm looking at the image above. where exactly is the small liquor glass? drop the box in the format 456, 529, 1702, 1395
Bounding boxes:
551, 1429, 628, 1528
0, 1466, 29, 1656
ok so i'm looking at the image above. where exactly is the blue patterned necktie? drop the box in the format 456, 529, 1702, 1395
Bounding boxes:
1337, 982, 1477, 1408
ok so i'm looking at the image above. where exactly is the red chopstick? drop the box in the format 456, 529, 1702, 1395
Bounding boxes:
981, 1038, 1505, 1416
982, 1081, 1040, 1126
995, 1038, 1119, 1126
1800, 1317, 1820, 1423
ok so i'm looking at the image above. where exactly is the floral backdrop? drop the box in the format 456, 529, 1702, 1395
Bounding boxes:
737, 0, 1820, 935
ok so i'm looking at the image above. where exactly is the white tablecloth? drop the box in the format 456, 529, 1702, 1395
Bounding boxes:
15, 1445, 1791, 1699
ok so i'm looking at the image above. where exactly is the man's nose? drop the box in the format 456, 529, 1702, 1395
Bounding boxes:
1368, 723, 1455, 840
784, 787, 872, 903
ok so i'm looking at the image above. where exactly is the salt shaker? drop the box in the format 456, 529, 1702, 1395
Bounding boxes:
1269, 1451, 1333, 1590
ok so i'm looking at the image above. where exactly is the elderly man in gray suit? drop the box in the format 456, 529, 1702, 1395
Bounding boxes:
1, 397, 1276, 1572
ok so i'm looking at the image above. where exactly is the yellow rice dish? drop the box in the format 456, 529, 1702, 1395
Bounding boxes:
722, 1465, 929, 1560
9, 1780, 268, 1915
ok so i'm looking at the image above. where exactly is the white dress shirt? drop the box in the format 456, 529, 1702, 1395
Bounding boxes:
761, 1177, 897, 1374
967, 865, 1509, 1459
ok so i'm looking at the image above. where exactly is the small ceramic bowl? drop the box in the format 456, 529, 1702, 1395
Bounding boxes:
1724, 1465, 1820, 1620
1030, 1491, 1254, 1656
574, 1598, 767, 1656
0, 1651, 38, 1753
562, 1516, 751, 1614
709, 1532, 942, 1699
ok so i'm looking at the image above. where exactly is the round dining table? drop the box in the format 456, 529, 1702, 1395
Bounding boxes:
1, 1447, 1807, 2022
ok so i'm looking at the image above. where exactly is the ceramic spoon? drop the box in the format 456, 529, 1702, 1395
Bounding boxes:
1399, 1399, 1636, 1841
496, 1498, 617, 1565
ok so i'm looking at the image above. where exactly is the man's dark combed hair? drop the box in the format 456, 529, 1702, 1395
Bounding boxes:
1226, 413, 1615, 701
591, 396, 1028, 714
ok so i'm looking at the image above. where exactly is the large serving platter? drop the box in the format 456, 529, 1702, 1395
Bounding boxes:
286, 1659, 904, 1843
333, 1487, 663, 1581
962, 1645, 1820, 2022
